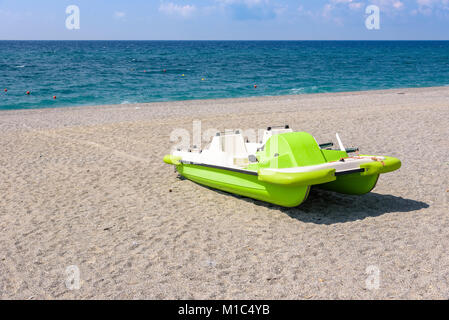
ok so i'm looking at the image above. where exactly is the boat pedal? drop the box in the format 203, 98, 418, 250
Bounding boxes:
319, 142, 334, 149
248, 155, 258, 163
345, 147, 359, 153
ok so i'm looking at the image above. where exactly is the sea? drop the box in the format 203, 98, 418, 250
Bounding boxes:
1, 40, 449, 110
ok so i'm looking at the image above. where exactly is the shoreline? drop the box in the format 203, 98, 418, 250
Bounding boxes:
2, 85, 449, 133
1, 85, 449, 116
1, 85, 448, 299
0, 85, 449, 114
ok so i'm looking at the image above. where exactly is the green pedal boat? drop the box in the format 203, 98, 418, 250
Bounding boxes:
163, 126, 401, 207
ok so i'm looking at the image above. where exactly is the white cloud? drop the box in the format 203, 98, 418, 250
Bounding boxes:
331, 0, 355, 3
393, 1, 404, 9
328, 0, 405, 11
414, 0, 449, 15
114, 11, 126, 19
322, 3, 333, 17
216, 0, 269, 7
416, 0, 449, 7
297, 5, 316, 18
375, 0, 405, 9
159, 3, 197, 18
330, 0, 404, 10
213, 0, 282, 20
417, 0, 440, 5
324, 0, 364, 14
322, 0, 363, 20
349, 2, 363, 10
320, 0, 406, 25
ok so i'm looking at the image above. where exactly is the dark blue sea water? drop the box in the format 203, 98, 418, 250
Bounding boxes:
1, 41, 449, 110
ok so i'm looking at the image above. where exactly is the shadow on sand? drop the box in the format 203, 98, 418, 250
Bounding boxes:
212, 186, 429, 225
279, 189, 428, 224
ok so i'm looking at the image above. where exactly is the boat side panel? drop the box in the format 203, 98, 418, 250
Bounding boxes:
177, 164, 310, 207
319, 172, 380, 195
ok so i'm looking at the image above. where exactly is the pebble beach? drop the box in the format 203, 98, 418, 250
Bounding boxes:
0, 86, 448, 299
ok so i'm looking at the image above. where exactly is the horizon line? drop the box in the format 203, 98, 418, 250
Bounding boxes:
1, 39, 449, 41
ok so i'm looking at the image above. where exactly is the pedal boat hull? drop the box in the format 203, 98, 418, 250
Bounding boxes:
175, 161, 313, 207
164, 154, 401, 207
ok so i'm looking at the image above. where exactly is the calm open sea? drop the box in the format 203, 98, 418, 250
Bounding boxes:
1, 40, 449, 110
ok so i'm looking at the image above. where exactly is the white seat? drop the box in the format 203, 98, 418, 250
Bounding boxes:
221, 134, 249, 167
262, 128, 293, 145
221, 134, 247, 156
196, 133, 249, 167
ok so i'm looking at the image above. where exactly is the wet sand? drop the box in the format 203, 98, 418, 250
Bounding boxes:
0, 86, 448, 299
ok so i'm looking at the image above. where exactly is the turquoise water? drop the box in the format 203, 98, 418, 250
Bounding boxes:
1, 41, 449, 110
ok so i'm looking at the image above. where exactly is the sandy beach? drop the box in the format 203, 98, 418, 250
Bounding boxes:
0, 86, 448, 299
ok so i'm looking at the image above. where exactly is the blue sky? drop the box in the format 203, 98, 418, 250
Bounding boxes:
0, 0, 448, 40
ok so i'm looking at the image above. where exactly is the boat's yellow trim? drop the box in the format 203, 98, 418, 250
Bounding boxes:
359, 155, 401, 176
163, 155, 182, 165
258, 168, 336, 186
